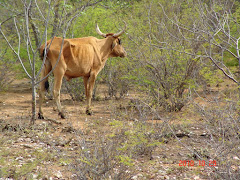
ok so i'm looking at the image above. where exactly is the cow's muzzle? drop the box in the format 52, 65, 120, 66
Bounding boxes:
120, 50, 127, 58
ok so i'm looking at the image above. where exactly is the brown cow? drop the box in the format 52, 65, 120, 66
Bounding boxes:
38, 24, 127, 119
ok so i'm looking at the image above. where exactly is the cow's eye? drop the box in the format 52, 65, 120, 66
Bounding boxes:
118, 39, 121, 45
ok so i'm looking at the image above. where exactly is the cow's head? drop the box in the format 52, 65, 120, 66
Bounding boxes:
96, 23, 127, 58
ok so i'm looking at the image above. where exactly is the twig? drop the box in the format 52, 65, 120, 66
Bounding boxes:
42, 118, 62, 125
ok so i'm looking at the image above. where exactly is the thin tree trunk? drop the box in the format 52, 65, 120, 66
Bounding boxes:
30, 19, 40, 48
31, 53, 36, 124
31, 79, 36, 124
52, 0, 61, 37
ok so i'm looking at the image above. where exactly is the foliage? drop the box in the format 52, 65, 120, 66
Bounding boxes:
124, 0, 200, 111
116, 122, 161, 158
100, 57, 132, 99
0, 48, 15, 90
62, 78, 85, 101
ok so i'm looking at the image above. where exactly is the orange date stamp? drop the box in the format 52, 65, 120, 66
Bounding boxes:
179, 160, 217, 167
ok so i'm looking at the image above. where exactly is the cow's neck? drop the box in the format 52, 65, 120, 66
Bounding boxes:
98, 37, 114, 62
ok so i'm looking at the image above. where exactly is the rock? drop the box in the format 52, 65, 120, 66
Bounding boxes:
54, 170, 63, 179
233, 156, 240, 160
131, 173, 143, 180
15, 156, 24, 161
158, 170, 167, 175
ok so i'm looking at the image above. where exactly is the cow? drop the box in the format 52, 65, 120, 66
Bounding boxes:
38, 23, 127, 119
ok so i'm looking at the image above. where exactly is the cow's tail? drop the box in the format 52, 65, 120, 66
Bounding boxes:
43, 60, 52, 92
44, 80, 49, 92
40, 47, 48, 60
40, 47, 52, 92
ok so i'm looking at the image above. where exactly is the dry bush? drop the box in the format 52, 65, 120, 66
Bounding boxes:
70, 132, 132, 179
0, 61, 14, 91
194, 95, 240, 179
69, 117, 161, 179
100, 58, 131, 99
62, 78, 85, 101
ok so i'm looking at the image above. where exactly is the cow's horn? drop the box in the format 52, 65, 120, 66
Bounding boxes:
113, 21, 127, 38
96, 24, 106, 38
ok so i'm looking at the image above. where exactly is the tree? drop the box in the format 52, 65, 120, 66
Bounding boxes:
159, 0, 240, 90
125, 0, 199, 111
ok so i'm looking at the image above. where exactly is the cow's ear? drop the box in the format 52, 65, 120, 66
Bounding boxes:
112, 42, 116, 49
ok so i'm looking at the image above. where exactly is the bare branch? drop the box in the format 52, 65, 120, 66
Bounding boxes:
0, 17, 32, 79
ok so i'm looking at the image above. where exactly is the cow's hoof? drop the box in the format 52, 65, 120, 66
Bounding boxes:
38, 112, 44, 119
86, 109, 93, 115
59, 112, 66, 119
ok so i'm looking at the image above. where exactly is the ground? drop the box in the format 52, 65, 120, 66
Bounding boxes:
0, 78, 238, 179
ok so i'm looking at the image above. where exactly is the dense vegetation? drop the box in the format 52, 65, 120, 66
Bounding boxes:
0, 0, 240, 179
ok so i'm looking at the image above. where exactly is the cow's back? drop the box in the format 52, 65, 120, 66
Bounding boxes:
40, 37, 64, 59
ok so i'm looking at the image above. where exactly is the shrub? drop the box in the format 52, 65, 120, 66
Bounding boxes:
62, 78, 85, 101
0, 60, 14, 91
194, 97, 240, 179
100, 57, 132, 99
70, 132, 132, 179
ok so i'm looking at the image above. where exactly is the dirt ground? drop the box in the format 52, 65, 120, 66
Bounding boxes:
0, 78, 111, 128
0, 78, 235, 179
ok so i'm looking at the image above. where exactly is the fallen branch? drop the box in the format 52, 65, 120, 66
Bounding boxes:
42, 118, 62, 125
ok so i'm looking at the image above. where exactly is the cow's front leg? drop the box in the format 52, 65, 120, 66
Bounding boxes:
83, 76, 89, 99
85, 73, 96, 115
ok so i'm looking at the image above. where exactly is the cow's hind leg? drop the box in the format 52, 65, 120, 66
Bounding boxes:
53, 70, 66, 119
38, 82, 46, 119
38, 81, 48, 119
38, 61, 51, 119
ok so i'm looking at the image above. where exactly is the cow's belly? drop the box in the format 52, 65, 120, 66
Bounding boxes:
63, 43, 99, 80
65, 64, 91, 78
